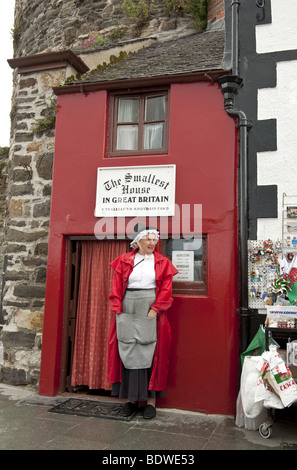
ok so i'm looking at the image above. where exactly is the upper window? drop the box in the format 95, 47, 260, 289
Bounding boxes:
108, 90, 169, 156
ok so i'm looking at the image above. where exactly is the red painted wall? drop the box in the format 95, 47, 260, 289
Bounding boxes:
39, 81, 239, 415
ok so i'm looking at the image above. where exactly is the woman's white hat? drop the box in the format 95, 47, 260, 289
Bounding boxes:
130, 223, 159, 248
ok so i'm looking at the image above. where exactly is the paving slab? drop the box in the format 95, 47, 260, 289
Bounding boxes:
0, 384, 297, 453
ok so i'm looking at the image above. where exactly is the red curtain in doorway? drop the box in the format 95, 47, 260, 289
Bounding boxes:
71, 239, 129, 390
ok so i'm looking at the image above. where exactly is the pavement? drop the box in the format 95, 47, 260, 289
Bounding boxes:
1, 383, 297, 454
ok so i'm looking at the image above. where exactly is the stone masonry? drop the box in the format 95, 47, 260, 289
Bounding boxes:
0, 147, 9, 325
0, 0, 224, 388
0, 68, 66, 386
13, 0, 224, 58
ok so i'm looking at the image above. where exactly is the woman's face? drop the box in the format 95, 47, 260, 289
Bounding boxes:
138, 234, 157, 255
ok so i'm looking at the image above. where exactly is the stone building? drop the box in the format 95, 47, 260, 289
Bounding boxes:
0, 0, 225, 388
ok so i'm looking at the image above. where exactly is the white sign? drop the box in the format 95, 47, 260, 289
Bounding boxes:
267, 306, 297, 317
172, 251, 194, 281
95, 165, 176, 217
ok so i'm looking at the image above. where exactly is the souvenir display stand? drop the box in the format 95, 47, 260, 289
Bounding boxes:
245, 196, 297, 437
248, 194, 297, 310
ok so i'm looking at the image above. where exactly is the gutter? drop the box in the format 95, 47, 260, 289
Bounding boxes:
53, 70, 229, 96
219, 0, 252, 353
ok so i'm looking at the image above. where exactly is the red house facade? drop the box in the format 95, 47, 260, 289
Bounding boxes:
39, 31, 239, 415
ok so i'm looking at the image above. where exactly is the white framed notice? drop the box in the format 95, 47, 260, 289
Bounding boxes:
95, 165, 176, 217
172, 251, 194, 282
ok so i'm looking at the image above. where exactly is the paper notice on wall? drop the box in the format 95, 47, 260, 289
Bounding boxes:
172, 251, 194, 281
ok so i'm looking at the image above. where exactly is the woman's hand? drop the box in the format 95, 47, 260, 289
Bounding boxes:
147, 308, 157, 318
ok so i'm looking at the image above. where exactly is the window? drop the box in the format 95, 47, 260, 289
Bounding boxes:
108, 90, 169, 156
160, 235, 207, 295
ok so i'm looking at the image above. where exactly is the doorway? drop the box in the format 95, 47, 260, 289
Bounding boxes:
60, 238, 130, 395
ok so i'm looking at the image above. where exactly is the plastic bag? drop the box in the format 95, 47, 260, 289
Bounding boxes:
240, 356, 266, 418
254, 366, 284, 409
261, 346, 297, 408
263, 386, 284, 409
235, 390, 268, 430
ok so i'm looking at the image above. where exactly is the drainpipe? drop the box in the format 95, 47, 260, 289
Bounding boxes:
218, 0, 252, 353
231, 0, 239, 75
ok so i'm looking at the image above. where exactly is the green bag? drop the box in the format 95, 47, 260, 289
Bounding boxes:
241, 326, 277, 366
287, 281, 297, 304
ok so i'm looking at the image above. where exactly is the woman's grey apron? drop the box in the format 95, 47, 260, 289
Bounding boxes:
116, 289, 157, 369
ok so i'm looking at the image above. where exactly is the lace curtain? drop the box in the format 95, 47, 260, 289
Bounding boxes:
116, 95, 165, 150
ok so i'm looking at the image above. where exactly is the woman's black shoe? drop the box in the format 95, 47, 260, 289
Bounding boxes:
120, 402, 138, 417
143, 404, 156, 419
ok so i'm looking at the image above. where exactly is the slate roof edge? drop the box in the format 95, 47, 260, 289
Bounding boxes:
53, 69, 230, 95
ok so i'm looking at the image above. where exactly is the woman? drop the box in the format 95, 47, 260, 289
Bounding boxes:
108, 224, 178, 419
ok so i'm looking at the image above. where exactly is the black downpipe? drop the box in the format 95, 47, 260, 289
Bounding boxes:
219, 0, 252, 353
231, 0, 239, 76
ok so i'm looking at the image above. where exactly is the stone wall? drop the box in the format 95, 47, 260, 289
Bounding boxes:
0, 147, 9, 325
0, 0, 225, 388
13, 0, 223, 58
0, 58, 83, 385
13, 0, 180, 56
0, 67, 66, 386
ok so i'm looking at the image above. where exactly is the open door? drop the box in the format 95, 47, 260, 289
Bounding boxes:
60, 238, 81, 392
60, 238, 129, 393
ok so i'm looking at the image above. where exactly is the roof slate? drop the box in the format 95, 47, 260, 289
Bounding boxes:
81, 29, 226, 85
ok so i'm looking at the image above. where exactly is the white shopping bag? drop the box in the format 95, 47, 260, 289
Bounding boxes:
235, 390, 268, 430
240, 356, 266, 418
261, 345, 297, 408
254, 360, 284, 409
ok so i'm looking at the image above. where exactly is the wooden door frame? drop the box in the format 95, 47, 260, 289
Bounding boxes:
59, 237, 82, 392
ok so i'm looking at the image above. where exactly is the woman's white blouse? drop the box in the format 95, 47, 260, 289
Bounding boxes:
127, 253, 156, 289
